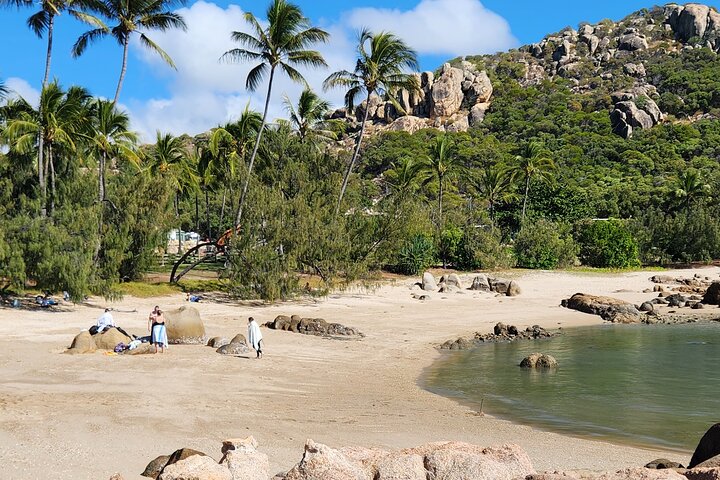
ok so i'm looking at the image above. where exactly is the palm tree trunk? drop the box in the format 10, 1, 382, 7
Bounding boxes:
113, 36, 130, 105
38, 136, 46, 217
205, 188, 212, 240
438, 174, 444, 228
48, 145, 56, 215
336, 90, 372, 216
99, 151, 106, 203
43, 14, 55, 87
522, 176, 530, 221
234, 66, 275, 230
195, 191, 199, 233
219, 188, 227, 233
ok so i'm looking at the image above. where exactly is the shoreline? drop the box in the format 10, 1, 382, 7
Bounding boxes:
420, 323, 702, 457
1, 268, 715, 478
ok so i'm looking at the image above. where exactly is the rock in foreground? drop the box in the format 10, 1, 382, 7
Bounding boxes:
265, 315, 363, 339
520, 353, 559, 368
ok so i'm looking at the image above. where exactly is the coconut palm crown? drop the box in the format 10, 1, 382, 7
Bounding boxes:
72, 0, 187, 103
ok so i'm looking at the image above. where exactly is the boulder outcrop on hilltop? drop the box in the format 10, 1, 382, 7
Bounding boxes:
330, 61, 493, 135
328, 3, 720, 141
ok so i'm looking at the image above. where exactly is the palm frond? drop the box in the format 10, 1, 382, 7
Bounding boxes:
139, 34, 176, 68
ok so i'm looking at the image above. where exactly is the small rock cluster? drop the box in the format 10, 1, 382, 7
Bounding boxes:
208, 333, 250, 355
440, 323, 554, 350
520, 353, 559, 369
264, 315, 363, 339
420, 271, 521, 297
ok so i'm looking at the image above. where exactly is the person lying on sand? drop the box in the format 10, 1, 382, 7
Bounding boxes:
90, 308, 133, 338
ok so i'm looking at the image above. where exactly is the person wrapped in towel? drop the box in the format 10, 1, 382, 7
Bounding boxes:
247, 316, 263, 359
148, 306, 168, 354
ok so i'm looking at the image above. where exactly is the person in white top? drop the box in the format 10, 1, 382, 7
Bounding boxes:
96, 308, 115, 332
247, 317, 263, 359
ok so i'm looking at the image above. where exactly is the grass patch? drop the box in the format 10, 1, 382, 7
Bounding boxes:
116, 282, 182, 298
564, 265, 667, 275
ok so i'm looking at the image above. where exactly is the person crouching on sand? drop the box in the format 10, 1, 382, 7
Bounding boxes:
148, 306, 168, 354
247, 317, 263, 359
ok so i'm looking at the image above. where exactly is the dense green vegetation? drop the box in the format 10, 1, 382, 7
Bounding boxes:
3, 1, 720, 301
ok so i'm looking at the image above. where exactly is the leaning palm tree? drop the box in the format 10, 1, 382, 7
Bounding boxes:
283, 88, 339, 145
220, 0, 328, 229
420, 134, 462, 228
470, 164, 517, 222
324, 29, 419, 214
1, 0, 104, 87
3, 82, 92, 216
72, 0, 187, 103
510, 141, 555, 221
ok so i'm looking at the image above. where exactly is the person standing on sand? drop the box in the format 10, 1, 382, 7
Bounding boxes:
148, 306, 168, 354
247, 317, 263, 359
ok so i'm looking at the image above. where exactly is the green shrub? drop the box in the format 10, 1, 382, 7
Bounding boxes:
396, 234, 435, 275
457, 227, 515, 271
575, 219, 641, 268
515, 220, 577, 269
438, 226, 463, 267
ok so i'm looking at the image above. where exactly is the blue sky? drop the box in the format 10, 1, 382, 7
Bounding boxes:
2, 0, 718, 138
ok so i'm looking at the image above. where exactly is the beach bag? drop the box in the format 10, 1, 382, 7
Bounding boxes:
114, 343, 126, 353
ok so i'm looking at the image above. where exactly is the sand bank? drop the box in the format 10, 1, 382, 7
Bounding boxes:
1, 268, 714, 479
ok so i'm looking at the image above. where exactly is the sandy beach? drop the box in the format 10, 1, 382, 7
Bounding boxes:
1, 268, 714, 479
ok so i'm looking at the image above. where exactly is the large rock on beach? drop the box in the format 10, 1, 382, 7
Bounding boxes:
470, 274, 491, 291
703, 282, 720, 305
163, 448, 209, 471
410, 442, 535, 480
217, 342, 250, 355
690, 424, 720, 468
158, 455, 230, 480
67, 331, 97, 354
207, 337, 230, 349
440, 273, 463, 289
165, 306, 206, 344
422, 272, 438, 291
645, 458, 685, 469
507, 281, 521, 297
284, 440, 367, 480
562, 293, 642, 323
93, 328, 132, 350
219, 437, 269, 480
230, 333, 247, 345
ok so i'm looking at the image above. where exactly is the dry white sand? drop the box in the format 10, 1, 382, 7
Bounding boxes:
1, 268, 716, 479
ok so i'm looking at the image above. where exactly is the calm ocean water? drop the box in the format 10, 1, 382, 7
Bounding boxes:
424, 322, 720, 451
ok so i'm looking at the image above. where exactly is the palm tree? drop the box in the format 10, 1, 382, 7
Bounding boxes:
384, 156, 423, 199
89, 99, 139, 204
220, 0, 328, 230
324, 29, 419, 214
3, 82, 92, 216
675, 169, 709, 213
511, 141, 555, 221
0, 80, 8, 101
283, 88, 339, 144
208, 105, 262, 230
1, 0, 104, 87
147, 132, 197, 253
72, 0, 187, 103
470, 164, 517, 222
420, 134, 462, 227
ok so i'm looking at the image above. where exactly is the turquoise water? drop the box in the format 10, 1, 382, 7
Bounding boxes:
424, 323, 720, 451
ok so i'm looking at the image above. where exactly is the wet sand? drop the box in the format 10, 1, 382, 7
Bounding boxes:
1, 268, 712, 479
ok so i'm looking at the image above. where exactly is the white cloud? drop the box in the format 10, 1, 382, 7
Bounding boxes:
5, 77, 40, 106
125, 0, 516, 141
344, 0, 517, 56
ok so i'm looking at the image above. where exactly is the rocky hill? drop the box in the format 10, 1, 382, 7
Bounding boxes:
332, 3, 720, 139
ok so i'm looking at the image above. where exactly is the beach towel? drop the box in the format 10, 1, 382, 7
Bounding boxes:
248, 320, 263, 351
152, 324, 168, 348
